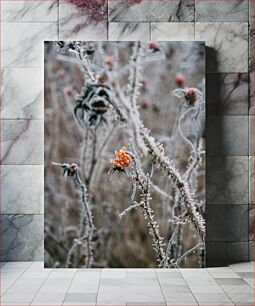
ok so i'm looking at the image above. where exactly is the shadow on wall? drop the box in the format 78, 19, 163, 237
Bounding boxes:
205, 47, 250, 267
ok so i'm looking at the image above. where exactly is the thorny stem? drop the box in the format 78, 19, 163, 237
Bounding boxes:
63, 41, 205, 267
52, 162, 94, 268
74, 170, 95, 267
173, 242, 204, 268
128, 42, 143, 108
73, 42, 96, 83
163, 223, 181, 268
123, 151, 166, 267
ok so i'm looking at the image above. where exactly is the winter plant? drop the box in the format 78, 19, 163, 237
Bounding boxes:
45, 41, 205, 268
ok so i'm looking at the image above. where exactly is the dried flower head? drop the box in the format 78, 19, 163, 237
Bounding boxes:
175, 75, 186, 87
149, 42, 160, 52
185, 88, 197, 105
64, 86, 74, 96
52, 162, 78, 177
105, 56, 114, 68
109, 148, 132, 175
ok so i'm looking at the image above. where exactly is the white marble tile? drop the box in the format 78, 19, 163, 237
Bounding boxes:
195, 22, 248, 73
0, 215, 43, 261
109, 22, 150, 41
1, 68, 43, 119
1, 22, 58, 68
2, 0, 58, 22
1, 165, 43, 214
108, 0, 195, 22
196, 0, 248, 22
151, 22, 194, 41
59, 2, 107, 40
1, 119, 44, 165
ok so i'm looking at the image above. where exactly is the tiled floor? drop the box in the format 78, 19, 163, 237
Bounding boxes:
0, 262, 254, 305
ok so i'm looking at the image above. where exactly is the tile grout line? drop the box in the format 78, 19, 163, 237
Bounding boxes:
1, 261, 33, 296
29, 267, 53, 305
61, 268, 78, 305
206, 266, 240, 305
95, 268, 102, 305
154, 269, 167, 306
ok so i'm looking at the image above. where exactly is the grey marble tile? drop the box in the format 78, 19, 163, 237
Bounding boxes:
249, 70, 254, 115
1, 119, 44, 165
250, 0, 254, 22
206, 205, 249, 242
207, 116, 249, 156
108, 0, 195, 22
2, 0, 58, 22
151, 22, 194, 41
248, 204, 254, 241
207, 157, 249, 204
249, 116, 254, 155
227, 242, 249, 263
196, 0, 248, 22
195, 22, 248, 73
206, 242, 227, 265
0, 214, 43, 261
1, 22, 58, 68
59, 2, 107, 40
206, 73, 249, 116
249, 241, 254, 261
249, 25, 254, 114
1, 68, 43, 119
1, 165, 43, 214
109, 22, 150, 40
249, 157, 254, 205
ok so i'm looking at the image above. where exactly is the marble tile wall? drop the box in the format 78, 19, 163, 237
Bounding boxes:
0, 0, 253, 265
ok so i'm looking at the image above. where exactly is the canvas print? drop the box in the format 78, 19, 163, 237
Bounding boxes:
44, 41, 205, 268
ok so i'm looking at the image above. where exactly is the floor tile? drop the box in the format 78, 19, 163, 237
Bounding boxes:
1, 119, 44, 165
163, 292, 198, 305
151, 22, 194, 41
207, 267, 240, 278
101, 268, 126, 279
193, 292, 234, 305
109, 22, 150, 41
195, 22, 248, 73
1, 68, 44, 119
64, 293, 97, 303
230, 262, 254, 272
108, 0, 195, 22
31, 292, 66, 305
227, 292, 254, 305
196, 0, 248, 22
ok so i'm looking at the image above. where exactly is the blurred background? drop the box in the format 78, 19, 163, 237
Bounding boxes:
44, 41, 205, 268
